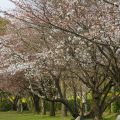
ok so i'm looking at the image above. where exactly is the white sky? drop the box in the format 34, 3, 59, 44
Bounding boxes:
0, 0, 15, 10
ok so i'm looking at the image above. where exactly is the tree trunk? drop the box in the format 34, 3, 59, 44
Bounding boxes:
110, 86, 116, 113
73, 87, 79, 118
49, 101, 55, 116
110, 102, 115, 113
61, 80, 67, 117
93, 105, 103, 120
17, 99, 23, 112
82, 92, 88, 114
94, 113, 103, 120
12, 96, 19, 111
61, 104, 67, 117
61, 99, 79, 119
32, 94, 40, 113
92, 92, 103, 120
41, 99, 46, 115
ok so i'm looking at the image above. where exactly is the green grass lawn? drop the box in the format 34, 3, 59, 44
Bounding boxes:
0, 111, 117, 120
0, 112, 71, 120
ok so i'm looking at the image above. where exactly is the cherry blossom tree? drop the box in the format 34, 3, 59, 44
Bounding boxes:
1, 0, 120, 120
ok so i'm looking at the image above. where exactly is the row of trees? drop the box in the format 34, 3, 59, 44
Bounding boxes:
0, 0, 120, 120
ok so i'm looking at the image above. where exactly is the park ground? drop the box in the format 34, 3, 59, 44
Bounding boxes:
0, 112, 117, 120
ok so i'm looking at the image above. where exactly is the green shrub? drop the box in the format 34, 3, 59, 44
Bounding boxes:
0, 99, 12, 111
112, 100, 120, 113
44, 101, 62, 111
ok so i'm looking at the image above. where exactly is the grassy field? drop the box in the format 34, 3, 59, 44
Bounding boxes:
0, 111, 117, 120
0, 112, 71, 120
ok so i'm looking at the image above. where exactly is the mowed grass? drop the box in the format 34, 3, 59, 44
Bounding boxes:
0, 112, 71, 120
0, 111, 117, 120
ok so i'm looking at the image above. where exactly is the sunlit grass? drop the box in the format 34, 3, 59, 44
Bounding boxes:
0, 111, 71, 120
0, 111, 117, 120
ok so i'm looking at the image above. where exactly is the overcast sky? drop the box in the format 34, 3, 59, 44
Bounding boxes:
0, 0, 15, 10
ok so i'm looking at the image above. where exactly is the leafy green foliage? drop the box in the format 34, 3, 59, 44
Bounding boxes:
0, 99, 12, 111
110, 101, 120, 113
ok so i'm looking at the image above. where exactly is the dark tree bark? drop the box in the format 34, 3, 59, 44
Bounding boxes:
32, 94, 40, 113
73, 84, 80, 118
12, 96, 19, 111
92, 92, 103, 120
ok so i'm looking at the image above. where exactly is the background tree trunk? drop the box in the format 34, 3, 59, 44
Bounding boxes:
41, 99, 46, 115
32, 94, 40, 113
61, 103, 67, 117
73, 87, 79, 118
110, 87, 116, 113
82, 92, 88, 114
17, 99, 23, 112
61, 80, 67, 117
49, 101, 55, 116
